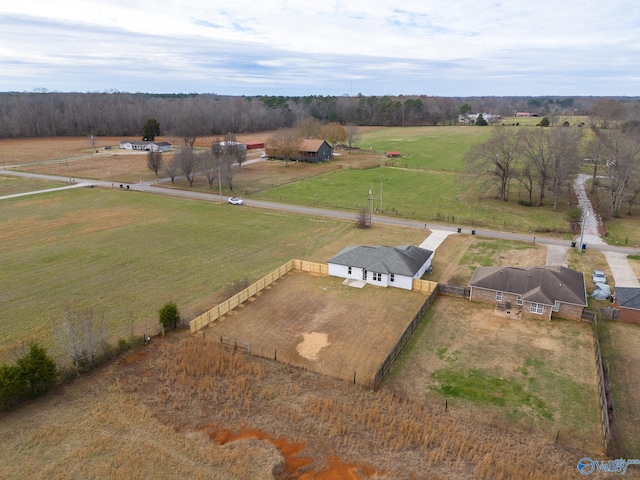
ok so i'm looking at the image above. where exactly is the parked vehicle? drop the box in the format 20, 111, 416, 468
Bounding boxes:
227, 197, 244, 205
592, 270, 607, 284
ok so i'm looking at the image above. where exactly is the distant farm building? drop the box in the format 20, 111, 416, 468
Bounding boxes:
216, 141, 247, 150
386, 151, 402, 158
265, 139, 333, 163
458, 113, 502, 124
119, 141, 172, 152
244, 142, 265, 149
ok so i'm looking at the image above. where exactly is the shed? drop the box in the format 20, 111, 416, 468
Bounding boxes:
386, 151, 402, 158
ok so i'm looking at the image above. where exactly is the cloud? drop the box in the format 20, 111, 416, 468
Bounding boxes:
1, 2, 640, 96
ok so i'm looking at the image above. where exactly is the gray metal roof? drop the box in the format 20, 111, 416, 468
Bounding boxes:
327, 245, 433, 276
614, 287, 640, 310
469, 265, 587, 306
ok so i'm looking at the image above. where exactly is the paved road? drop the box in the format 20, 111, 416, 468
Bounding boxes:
2, 168, 640, 256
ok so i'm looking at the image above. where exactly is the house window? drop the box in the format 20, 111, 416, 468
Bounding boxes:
347, 267, 352, 275
530, 303, 544, 315
516, 295, 523, 305
552, 302, 560, 312
390, 274, 395, 282
372, 272, 382, 281
496, 291, 503, 302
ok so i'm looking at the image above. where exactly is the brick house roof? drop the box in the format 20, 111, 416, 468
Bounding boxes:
469, 266, 587, 307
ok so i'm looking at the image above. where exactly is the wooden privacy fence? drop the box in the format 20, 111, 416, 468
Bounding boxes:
592, 318, 614, 453
371, 288, 438, 390
412, 278, 438, 294
189, 260, 329, 333
292, 259, 328, 276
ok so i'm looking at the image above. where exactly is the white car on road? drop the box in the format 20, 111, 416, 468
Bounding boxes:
228, 197, 244, 205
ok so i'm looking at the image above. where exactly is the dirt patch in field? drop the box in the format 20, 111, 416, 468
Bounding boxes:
297, 332, 330, 360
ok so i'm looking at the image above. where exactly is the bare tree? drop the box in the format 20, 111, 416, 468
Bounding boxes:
51, 307, 106, 375
466, 127, 520, 201
174, 147, 199, 186
603, 127, 640, 216
295, 117, 322, 139
584, 127, 608, 194
345, 124, 360, 148
267, 129, 303, 167
355, 208, 371, 229
146, 151, 163, 178
165, 156, 179, 184
520, 128, 553, 206
200, 149, 220, 189
549, 126, 583, 209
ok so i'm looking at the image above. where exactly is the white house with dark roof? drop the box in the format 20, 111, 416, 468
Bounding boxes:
327, 245, 433, 290
119, 140, 172, 152
468, 265, 587, 321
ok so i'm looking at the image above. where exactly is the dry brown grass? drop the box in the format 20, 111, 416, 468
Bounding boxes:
605, 321, 640, 457
0, 329, 600, 479
203, 271, 428, 386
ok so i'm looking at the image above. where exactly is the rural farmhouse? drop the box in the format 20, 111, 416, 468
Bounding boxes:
613, 287, 640, 325
468, 266, 587, 321
266, 139, 333, 163
119, 140, 172, 152
327, 245, 433, 290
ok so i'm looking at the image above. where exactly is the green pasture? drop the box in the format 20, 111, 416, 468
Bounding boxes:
0, 175, 67, 197
255, 166, 574, 234
0, 188, 428, 364
359, 126, 492, 171
384, 297, 602, 451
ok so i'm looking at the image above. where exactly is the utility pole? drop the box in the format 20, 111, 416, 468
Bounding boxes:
369, 183, 374, 226
218, 165, 223, 203
380, 175, 383, 211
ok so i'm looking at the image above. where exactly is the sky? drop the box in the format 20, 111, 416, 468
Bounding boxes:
1, 1, 639, 96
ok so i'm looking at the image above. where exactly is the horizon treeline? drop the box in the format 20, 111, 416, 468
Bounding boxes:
0, 92, 638, 139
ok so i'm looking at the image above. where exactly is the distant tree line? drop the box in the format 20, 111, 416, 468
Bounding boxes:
1, 91, 638, 139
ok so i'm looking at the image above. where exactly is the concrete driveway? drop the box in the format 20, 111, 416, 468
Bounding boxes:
546, 245, 569, 267
604, 252, 640, 287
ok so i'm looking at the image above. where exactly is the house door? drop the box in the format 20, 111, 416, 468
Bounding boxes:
362, 269, 367, 280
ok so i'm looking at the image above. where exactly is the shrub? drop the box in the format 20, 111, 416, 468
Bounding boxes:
0, 342, 58, 410
159, 302, 180, 330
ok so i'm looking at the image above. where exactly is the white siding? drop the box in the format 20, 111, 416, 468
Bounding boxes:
392, 275, 414, 290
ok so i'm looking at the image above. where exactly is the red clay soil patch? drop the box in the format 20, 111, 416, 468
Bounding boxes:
300, 456, 378, 480
202, 425, 377, 479
122, 351, 147, 363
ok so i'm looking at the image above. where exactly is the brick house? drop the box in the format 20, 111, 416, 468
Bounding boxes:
468, 266, 587, 321
613, 287, 640, 325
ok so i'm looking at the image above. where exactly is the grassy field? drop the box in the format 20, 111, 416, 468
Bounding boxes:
0, 175, 67, 197
205, 271, 428, 386
254, 166, 576, 234
358, 126, 492, 171
599, 320, 640, 457
384, 297, 603, 454
0, 187, 429, 364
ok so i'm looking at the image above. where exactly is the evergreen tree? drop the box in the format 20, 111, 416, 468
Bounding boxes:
16, 343, 58, 397
159, 302, 180, 330
142, 118, 161, 141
